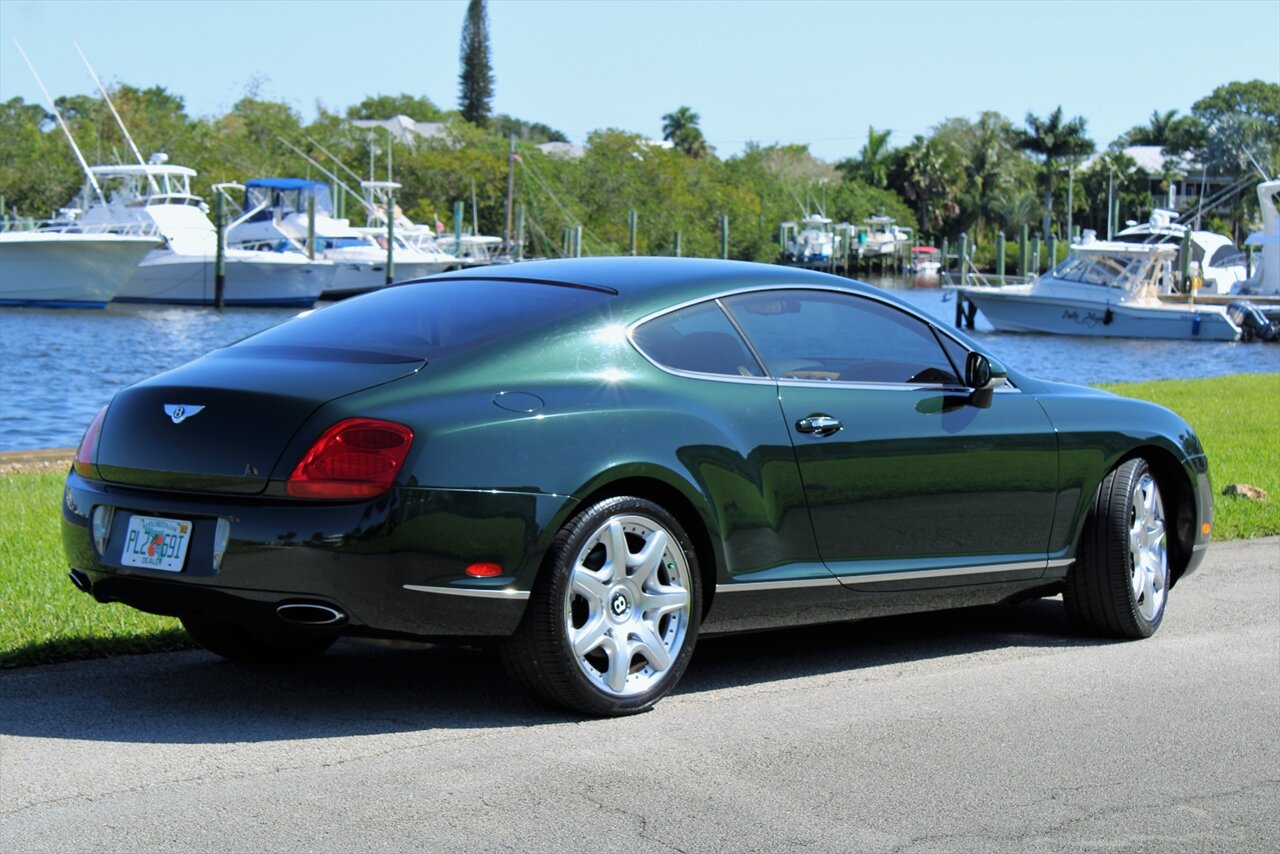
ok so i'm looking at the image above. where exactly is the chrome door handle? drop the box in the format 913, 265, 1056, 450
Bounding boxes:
796, 414, 843, 436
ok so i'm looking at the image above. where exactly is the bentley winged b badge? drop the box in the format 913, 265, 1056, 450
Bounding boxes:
163, 404, 205, 424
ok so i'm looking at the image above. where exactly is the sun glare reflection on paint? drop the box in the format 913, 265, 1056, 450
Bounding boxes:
599, 368, 628, 384
595, 323, 629, 346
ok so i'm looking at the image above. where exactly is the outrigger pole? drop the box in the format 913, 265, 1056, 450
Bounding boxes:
13, 38, 107, 209
74, 43, 159, 194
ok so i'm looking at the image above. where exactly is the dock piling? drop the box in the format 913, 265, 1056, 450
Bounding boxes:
385, 189, 395, 285
214, 192, 226, 310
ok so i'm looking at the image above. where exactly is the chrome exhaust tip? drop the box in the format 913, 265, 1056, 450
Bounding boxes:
68, 569, 92, 594
276, 602, 347, 627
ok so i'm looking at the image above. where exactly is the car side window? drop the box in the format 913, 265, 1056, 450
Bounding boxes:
722, 290, 962, 385
631, 301, 765, 377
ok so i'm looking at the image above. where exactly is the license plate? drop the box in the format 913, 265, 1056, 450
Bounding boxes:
121, 515, 193, 573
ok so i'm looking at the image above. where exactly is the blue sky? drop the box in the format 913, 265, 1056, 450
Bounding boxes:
2, 0, 1277, 162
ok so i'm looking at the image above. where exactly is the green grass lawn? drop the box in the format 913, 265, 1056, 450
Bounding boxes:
0, 470, 192, 667
2, 372, 1276, 668
1099, 373, 1280, 540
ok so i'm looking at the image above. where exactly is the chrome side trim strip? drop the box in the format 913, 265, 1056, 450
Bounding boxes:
403, 584, 531, 600
718, 576, 844, 593
1046, 558, 1075, 569
837, 560, 1046, 585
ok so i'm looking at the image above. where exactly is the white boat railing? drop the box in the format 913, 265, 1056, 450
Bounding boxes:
0, 218, 161, 237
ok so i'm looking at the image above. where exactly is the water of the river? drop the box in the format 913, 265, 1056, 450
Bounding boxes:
2, 273, 1278, 451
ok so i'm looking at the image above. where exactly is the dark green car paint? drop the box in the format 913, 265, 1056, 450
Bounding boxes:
62, 257, 1212, 644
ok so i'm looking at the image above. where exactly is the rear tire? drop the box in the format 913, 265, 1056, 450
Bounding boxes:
502, 496, 701, 716
1063, 458, 1170, 638
181, 614, 336, 663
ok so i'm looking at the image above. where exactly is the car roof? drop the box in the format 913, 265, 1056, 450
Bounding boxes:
426, 256, 883, 313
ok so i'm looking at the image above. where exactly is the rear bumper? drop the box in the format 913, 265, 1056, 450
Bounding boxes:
61, 472, 574, 640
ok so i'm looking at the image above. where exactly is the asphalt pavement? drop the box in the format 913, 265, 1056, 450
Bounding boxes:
2, 536, 1277, 852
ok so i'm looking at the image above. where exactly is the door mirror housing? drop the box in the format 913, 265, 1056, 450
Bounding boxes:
965, 352, 1007, 407
964, 352, 1007, 391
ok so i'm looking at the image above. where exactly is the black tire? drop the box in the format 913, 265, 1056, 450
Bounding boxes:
1063, 457, 1170, 638
502, 496, 702, 716
180, 614, 337, 663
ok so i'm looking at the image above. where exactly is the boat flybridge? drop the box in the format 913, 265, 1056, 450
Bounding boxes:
72, 156, 334, 307
954, 236, 1248, 341
224, 178, 457, 299
1114, 208, 1247, 294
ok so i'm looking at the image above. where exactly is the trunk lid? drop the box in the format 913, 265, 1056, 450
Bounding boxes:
95, 346, 424, 494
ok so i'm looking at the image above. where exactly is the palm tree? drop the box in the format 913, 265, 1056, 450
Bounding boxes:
661, 106, 709, 158
1015, 107, 1094, 236
854, 126, 892, 187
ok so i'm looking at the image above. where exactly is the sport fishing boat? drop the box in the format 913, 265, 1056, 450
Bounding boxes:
0, 219, 160, 308
356, 180, 470, 268
225, 178, 455, 298
953, 236, 1247, 341
781, 214, 840, 265
858, 215, 912, 259
73, 157, 334, 307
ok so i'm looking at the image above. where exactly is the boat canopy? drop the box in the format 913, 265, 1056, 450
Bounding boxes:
243, 178, 334, 218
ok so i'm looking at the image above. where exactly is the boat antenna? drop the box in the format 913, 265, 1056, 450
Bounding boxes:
275, 136, 372, 216
74, 44, 161, 194
304, 136, 364, 185
13, 38, 107, 208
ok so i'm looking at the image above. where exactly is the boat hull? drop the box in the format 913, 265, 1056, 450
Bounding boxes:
322, 260, 453, 299
117, 251, 334, 308
959, 287, 1241, 341
0, 232, 160, 308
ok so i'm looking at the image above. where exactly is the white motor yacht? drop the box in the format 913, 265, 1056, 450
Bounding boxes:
1114, 209, 1246, 294
73, 157, 334, 307
954, 236, 1244, 341
225, 179, 455, 299
0, 218, 160, 308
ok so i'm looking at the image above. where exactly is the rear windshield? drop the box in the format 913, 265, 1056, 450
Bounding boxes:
232, 279, 612, 362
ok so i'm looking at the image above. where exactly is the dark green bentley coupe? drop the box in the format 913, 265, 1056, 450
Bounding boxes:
62, 258, 1212, 715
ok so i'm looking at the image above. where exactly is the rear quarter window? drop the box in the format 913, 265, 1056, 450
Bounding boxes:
232, 279, 612, 362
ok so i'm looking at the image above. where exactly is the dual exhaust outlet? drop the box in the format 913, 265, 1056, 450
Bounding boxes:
65, 572, 345, 627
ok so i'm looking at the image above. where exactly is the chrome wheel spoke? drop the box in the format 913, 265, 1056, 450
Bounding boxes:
571, 569, 609, 606
571, 615, 608, 658
629, 529, 669, 587
601, 520, 628, 584
1128, 472, 1168, 622
602, 632, 630, 694
639, 586, 689, 618
632, 621, 671, 671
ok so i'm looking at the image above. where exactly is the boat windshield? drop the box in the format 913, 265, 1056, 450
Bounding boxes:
1050, 252, 1155, 289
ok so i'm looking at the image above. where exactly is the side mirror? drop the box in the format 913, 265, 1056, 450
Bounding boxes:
964, 353, 1007, 408
964, 352, 1007, 391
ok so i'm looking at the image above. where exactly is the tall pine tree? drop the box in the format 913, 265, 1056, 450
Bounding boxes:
458, 0, 494, 127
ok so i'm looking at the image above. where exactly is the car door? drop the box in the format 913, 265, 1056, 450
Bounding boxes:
722, 288, 1060, 587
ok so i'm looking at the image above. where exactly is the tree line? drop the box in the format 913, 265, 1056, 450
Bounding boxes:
1, 74, 1275, 261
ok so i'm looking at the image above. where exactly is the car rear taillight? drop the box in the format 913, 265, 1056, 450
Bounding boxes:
286, 418, 414, 500
73, 406, 108, 478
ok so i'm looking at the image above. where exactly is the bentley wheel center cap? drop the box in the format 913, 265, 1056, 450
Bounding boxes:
609, 589, 632, 620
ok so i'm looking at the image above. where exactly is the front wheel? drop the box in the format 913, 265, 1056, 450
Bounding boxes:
503, 496, 701, 716
1064, 457, 1170, 638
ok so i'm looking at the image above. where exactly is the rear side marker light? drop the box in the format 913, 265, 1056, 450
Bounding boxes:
466, 563, 503, 578
73, 405, 108, 478
287, 418, 414, 500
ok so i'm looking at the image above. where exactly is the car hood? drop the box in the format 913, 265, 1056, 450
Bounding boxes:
94, 347, 424, 494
